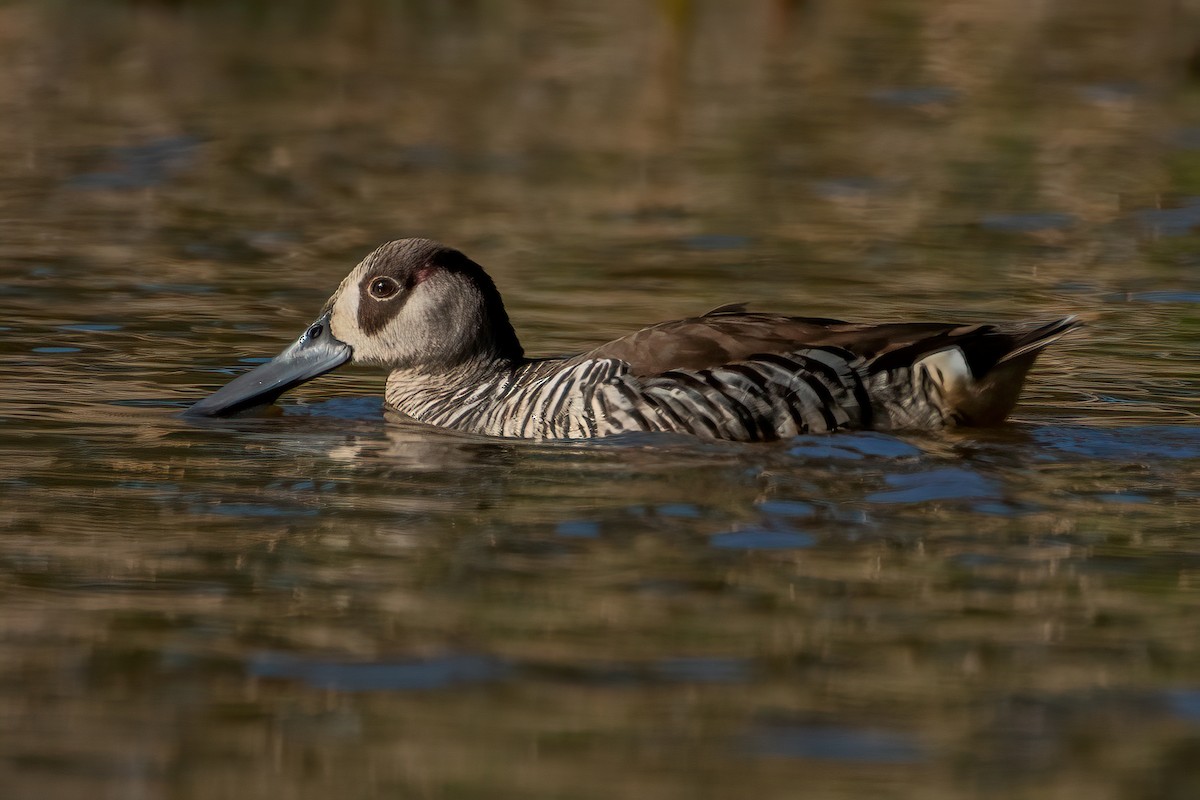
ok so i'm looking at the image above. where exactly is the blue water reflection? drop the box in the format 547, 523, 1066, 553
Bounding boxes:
789, 432, 923, 461
866, 467, 1000, 504
250, 652, 509, 692
745, 723, 924, 764
710, 530, 816, 550
1034, 426, 1200, 461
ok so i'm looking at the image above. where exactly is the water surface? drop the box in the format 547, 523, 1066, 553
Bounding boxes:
2, 2, 1200, 798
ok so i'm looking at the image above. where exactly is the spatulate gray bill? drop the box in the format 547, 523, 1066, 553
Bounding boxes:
186, 312, 352, 417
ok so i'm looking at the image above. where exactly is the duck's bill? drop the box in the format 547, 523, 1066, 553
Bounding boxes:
185, 314, 352, 417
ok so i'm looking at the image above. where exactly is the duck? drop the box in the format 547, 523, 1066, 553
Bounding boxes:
186, 238, 1080, 441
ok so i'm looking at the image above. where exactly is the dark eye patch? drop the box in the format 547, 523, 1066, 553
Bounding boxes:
368, 276, 400, 299
358, 275, 407, 336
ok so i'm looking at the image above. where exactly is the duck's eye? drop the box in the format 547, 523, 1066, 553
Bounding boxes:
368, 276, 400, 299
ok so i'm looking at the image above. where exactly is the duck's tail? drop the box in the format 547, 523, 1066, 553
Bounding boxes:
868, 316, 1082, 428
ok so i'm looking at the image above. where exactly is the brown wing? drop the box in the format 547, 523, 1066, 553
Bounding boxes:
582, 309, 987, 377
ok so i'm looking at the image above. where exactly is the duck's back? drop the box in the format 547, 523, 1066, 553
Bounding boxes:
586, 308, 1033, 374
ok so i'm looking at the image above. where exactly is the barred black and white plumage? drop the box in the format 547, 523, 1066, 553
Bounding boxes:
187, 238, 1082, 441
384, 345, 869, 440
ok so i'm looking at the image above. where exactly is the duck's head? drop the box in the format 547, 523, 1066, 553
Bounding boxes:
186, 238, 522, 417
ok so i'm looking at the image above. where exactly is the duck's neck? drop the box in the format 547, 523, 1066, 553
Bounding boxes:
383, 353, 527, 422
463, 259, 525, 367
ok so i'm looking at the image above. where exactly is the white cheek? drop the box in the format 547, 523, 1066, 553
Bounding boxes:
327, 262, 368, 343
329, 288, 359, 343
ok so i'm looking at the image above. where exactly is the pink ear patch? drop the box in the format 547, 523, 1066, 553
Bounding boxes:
414, 265, 438, 285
